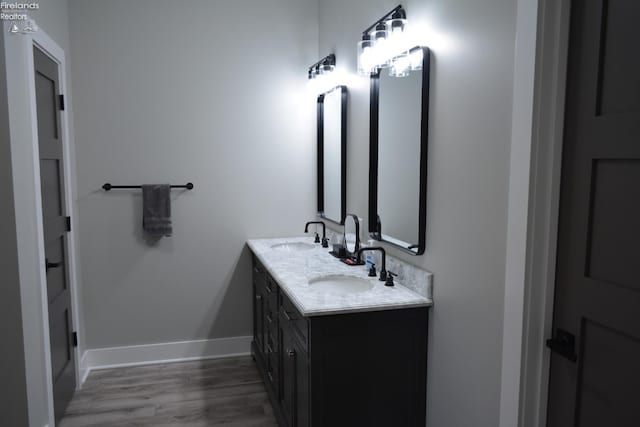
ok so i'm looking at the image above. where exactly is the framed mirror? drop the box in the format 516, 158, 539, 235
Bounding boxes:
317, 85, 347, 225
344, 213, 362, 256
369, 47, 430, 255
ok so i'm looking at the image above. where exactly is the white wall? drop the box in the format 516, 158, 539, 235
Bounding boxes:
68, 0, 318, 349
318, 0, 515, 426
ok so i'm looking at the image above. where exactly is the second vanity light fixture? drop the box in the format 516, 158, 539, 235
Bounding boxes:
308, 54, 336, 80
357, 5, 422, 77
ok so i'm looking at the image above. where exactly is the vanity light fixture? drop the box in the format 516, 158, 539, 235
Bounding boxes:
357, 5, 412, 77
308, 54, 336, 80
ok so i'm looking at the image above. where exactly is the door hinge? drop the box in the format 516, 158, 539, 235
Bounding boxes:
66, 216, 71, 232
72, 332, 78, 348
59, 94, 65, 111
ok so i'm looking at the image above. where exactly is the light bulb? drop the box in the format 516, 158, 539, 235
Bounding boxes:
385, 18, 408, 57
389, 52, 411, 77
357, 36, 375, 75
319, 63, 335, 75
370, 22, 391, 68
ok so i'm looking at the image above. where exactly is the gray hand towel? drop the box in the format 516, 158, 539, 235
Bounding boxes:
142, 184, 172, 236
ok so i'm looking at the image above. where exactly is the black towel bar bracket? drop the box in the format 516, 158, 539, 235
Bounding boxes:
102, 183, 194, 191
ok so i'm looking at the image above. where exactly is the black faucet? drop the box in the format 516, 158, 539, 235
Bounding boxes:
357, 247, 387, 281
304, 221, 328, 247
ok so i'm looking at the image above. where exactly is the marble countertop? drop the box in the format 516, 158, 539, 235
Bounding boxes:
247, 237, 433, 317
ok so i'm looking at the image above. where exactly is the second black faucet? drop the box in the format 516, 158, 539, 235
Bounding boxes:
304, 221, 328, 248
356, 247, 388, 282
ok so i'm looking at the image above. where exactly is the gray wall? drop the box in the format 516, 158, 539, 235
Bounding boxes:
318, 0, 514, 426
0, 29, 30, 427
69, 0, 319, 348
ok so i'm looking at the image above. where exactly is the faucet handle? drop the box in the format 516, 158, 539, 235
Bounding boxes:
368, 263, 377, 277
385, 271, 397, 287
314, 232, 320, 243
321, 236, 329, 248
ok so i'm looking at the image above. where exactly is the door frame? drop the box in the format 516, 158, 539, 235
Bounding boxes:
14, 19, 82, 426
500, 0, 572, 426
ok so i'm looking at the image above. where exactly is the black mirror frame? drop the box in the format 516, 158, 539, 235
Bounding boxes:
368, 46, 430, 255
317, 85, 348, 225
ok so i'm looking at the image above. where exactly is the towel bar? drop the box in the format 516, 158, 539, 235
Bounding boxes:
102, 183, 194, 191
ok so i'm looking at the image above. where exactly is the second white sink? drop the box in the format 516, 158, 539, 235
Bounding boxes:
308, 275, 374, 294
271, 242, 315, 251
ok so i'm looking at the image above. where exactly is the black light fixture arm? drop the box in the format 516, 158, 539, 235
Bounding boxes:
361, 4, 405, 36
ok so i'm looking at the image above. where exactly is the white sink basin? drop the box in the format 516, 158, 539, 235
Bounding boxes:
308, 275, 374, 294
271, 242, 315, 251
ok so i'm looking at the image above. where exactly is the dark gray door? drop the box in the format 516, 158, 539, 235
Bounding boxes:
34, 46, 76, 423
547, 1, 640, 426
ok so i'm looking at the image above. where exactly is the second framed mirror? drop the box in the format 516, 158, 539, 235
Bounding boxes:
369, 46, 430, 255
317, 85, 347, 224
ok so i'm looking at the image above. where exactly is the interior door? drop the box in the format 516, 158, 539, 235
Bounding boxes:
34, 46, 76, 423
547, 1, 640, 426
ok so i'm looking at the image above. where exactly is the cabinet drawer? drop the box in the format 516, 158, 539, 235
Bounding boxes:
253, 256, 266, 278
265, 308, 277, 329
265, 340, 280, 396
266, 312, 279, 349
265, 275, 277, 293
265, 281, 278, 313
280, 293, 309, 353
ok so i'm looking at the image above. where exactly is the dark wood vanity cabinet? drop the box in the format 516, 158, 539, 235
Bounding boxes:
251, 255, 429, 427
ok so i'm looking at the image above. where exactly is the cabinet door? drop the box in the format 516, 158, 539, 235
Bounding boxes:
280, 325, 295, 426
265, 305, 280, 396
265, 340, 279, 396
253, 278, 266, 355
280, 325, 310, 427
292, 337, 310, 427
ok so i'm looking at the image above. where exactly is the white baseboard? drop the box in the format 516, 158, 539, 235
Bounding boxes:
80, 336, 252, 379
79, 351, 90, 385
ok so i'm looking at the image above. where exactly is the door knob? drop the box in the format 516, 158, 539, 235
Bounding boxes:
45, 259, 62, 272
546, 328, 577, 362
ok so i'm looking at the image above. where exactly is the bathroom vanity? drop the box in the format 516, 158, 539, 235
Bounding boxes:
248, 237, 432, 427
